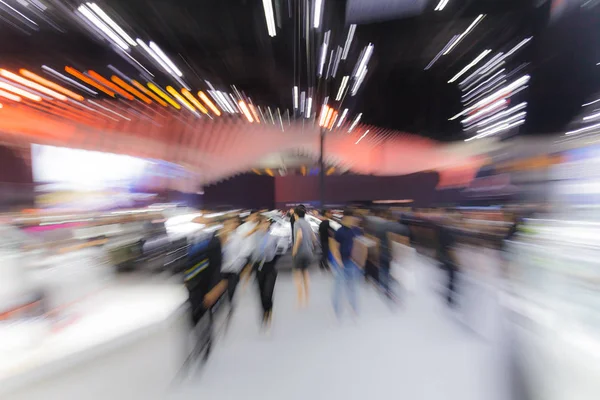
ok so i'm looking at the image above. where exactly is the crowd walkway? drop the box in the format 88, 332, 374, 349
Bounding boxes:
171, 253, 510, 400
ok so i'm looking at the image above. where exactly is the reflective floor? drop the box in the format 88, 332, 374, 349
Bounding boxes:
171, 255, 509, 400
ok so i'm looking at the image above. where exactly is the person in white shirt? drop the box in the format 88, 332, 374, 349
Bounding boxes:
219, 217, 246, 307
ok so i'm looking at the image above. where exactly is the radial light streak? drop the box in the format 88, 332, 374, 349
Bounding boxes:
87, 99, 130, 120
319, 104, 330, 127
198, 91, 221, 116
324, 107, 334, 127
462, 79, 506, 107
462, 69, 505, 99
443, 14, 485, 55
66, 66, 114, 97
351, 67, 367, 96
137, 39, 175, 76
435, 0, 449, 11
0, 69, 67, 100
0, 0, 37, 26
475, 37, 532, 78
465, 102, 527, 128
425, 35, 459, 70
328, 111, 338, 130
149, 41, 183, 77
566, 122, 600, 136
332, 46, 342, 78
248, 102, 260, 122
314, 0, 323, 29
470, 119, 525, 140
354, 43, 374, 78
132, 80, 166, 106
335, 76, 349, 101
460, 53, 503, 86
262, 0, 276, 36
238, 100, 254, 123
355, 130, 369, 144
147, 82, 180, 109
582, 99, 600, 107
293, 86, 298, 109
583, 111, 600, 121
337, 108, 348, 127
88, 70, 134, 100
448, 50, 491, 83
0, 81, 41, 101
111, 76, 151, 104
348, 113, 362, 132
87, 3, 136, 46
0, 89, 21, 102
306, 97, 312, 118
78, 4, 128, 50
464, 75, 530, 115
477, 112, 526, 134
318, 41, 328, 77
182, 88, 208, 114
166, 86, 198, 115
341, 24, 356, 60
454, 98, 506, 122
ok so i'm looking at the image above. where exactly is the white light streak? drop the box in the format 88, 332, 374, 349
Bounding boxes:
464, 75, 530, 115
337, 108, 348, 127
293, 86, 298, 109
462, 69, 505, 99
300, 91, 306, 112
355, 130, 369, 144
314, 0, 323, 29
87, 3, 136, 46
306, 97, 312, 118
262, 0, 276, 37
584, 111, 600, 121
88, 99, 130, 120
475, 37, 532, 78
319, 104, 329, 126
348, 113, 362, 132
336, 76, 349, 101
460, 53, 503, 87
455, 98, 506, 123
0, 0, 37, 26
341, 24, 356, 60
332, 46, 342, 77
425, 35, 459, 70
435, 0, 449, 11
582, 98, 600, 107
448, 49, 491, 83
466, 118, 525, 141
137, 39, 174, 75
465, 102, 527, 128
318, 42, 328, 77
566, 122, 600, 136
41, 65, 98, 95
477, 112, 526, 134
78, 4, 128, 50
462, 79, 506, 107
354, 43, 374, 78
149, 41, 183, 77
351, 67, 367, 96
443, 14, 485, 55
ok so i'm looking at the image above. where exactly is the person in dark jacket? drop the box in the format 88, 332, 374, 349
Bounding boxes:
318, 210, 333, 271
438, 221, 458, 307
252, 218, 280, 329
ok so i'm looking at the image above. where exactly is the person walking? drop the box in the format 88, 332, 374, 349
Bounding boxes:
292, 206, 315, 307
252, 218, 280, 329
219, 217, 247, 318
365, 209, 410, 301
318, 210, 333, 271
330, 210, 362, 317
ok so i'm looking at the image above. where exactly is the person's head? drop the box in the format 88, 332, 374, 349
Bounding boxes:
259, 218, 272, 232
341, 209, 357, 227
221, 216, 240, 236
295, 207, 306, 218
322, 209, 331, 219
289, 208, 295, 215
247, 210, 260, 223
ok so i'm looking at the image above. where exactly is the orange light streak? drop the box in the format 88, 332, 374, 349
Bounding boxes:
0, 81, 41, 101
181, 88, 208, 114
19, 69, 84, 101
65, 66, 115, 97
132, 80, 167, 107
88, 70, 134, 100
198, 91, 221, 116
110, 76, 152, 104
238, 100, 254, 123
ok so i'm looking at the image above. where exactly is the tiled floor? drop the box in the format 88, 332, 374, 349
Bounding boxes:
171, 255, 509, 400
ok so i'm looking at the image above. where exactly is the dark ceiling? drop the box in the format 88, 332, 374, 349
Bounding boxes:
1, 0, 600, 141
